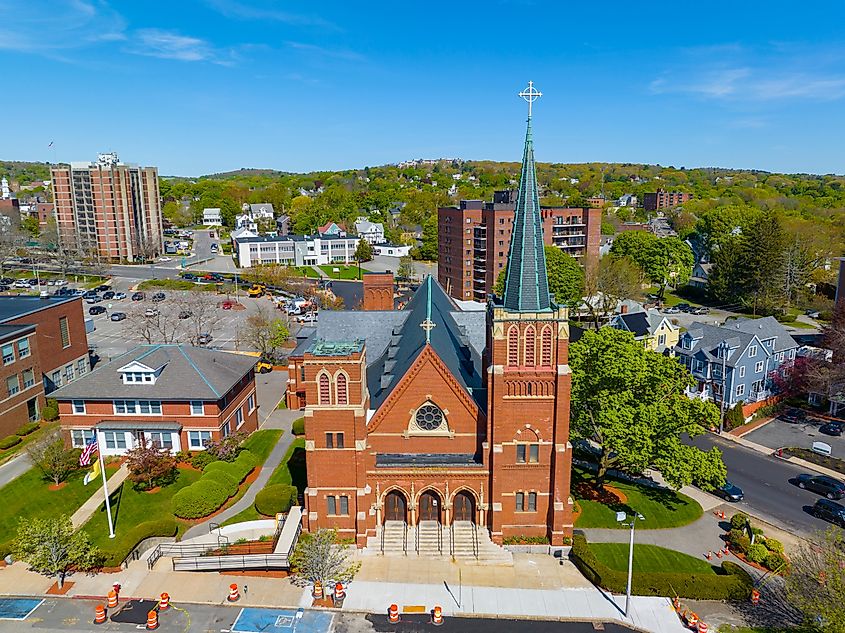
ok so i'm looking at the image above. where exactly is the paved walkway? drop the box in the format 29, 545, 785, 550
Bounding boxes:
0, 453, 31, 488
182, 411, 298, 539
70, 464, 130, 529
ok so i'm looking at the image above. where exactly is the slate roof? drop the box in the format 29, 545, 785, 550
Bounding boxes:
249, 203, 274, 216
614, 312, 651, 338
52, 344, 256, 401
677, 323, 757, 367
723, 317, 797, 353
0, 296, 80, 324
501, 116, 552, 312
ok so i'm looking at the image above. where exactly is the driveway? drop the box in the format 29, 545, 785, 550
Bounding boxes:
744, 413, 845, 457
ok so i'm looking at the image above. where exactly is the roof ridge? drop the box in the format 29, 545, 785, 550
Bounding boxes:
177, 346, 221, 398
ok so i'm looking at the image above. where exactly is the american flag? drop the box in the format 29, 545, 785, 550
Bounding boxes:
79, 435, 98, 467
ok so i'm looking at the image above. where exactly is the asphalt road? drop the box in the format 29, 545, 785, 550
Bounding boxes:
693, 433, 843, 536
0, 453, 32, 488
0, 599, 636, 633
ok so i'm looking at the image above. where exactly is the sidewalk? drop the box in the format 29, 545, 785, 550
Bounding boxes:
70, 464, 130, 529
719, 428, 845, 480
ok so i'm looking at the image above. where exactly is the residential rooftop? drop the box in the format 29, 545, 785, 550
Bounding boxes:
0, 296, 80, 324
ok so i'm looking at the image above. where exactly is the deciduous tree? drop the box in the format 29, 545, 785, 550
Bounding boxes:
611, 232, 693, 301
125, 440, 177, 490
786, 528, 845, 633
14, 516, 101, 587
354, 239, 373, 263
544, 246, 584, 307
569, 328, 725, 489
240, 305, 290, 362
26, 433, 78, 486
290, 528, 360, 590
581, 255, 643, 329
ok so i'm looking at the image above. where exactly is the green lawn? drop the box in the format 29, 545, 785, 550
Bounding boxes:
0, 422, 59, 466
137, 278, 219, 292
591, 542, 715, 574
317, 265, 370, 280
0, 464, 118, 555
82, 467, 202, 560
573, 469, 703, 529
292, 266, 320, 278
241, 429, 282, 462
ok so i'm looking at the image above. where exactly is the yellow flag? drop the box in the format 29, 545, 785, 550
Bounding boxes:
84, 456, 101, 486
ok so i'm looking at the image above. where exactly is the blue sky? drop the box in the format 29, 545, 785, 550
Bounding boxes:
3, 1, 845, 176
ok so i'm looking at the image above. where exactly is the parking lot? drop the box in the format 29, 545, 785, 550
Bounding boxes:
744, 409, 845, 457
86, 289, 282, 363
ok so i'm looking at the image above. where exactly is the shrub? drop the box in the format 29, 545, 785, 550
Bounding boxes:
776, 312, 797, 324
0, 435, 21, 450
190, 451, 215, 470
730, 512, 750, 531
205, 432, 247, 462
729, 532, 751, 555
254, 484, 297, 516
174, 450, 192, 464
751, 527, 764, 538
203, 469, 238, 498
204, 450, 256, 484
172, 479, 232, 519
764, 551, 788, 572
99, 519, 178, 567
292, 418, 305, 436
570, 535, 753, 600
41, 399, 59, 422
765, 538, 784, 554
16, 422, 39, 436
747, 543, 769, 564
502, 535, 550, 545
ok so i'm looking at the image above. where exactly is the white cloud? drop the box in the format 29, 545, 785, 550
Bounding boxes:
130, 29, 215, 62
203, 0, 336, 29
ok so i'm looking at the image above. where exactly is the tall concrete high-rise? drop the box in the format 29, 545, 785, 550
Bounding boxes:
51, 153, 162, 262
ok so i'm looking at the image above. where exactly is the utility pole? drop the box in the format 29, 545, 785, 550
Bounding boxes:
719, 341, 728, 434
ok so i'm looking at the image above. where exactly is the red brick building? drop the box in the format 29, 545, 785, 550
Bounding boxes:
438, 192, 600, 302
300, 111, 574, 556
53, 345, 258, 455
0, 324, 44, 437
0, 296, 90, 393
643, 189, 693, 211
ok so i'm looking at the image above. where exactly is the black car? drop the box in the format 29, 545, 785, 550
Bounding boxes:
95, 284, 111, 292
151, 292, 165, 302
0, 285, 9, 292
110, 312, 127, 322
88, 306, 106, 315
178, 310, 192, 319
182, 274, 196, 281
795, 474, 845, 499
717, 481, 744, 502
131, 292, 145, 301
676, 303, 693, 312
102, 291, 115, 300
0, 277, 12, 284
811, 499, 845, 527
780, 408, 807, 424
819, 422, 844, 437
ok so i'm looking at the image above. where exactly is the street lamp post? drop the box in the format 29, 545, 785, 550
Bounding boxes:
616, 511, 644, 617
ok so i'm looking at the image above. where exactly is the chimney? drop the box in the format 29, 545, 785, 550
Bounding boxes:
362, 272, 394, 311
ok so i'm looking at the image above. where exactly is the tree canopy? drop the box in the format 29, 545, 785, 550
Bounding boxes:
610, 231, 694, 300
569, 327, 726, 489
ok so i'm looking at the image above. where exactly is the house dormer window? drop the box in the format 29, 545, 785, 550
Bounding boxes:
682, 337, 692, 350
117, 360, 159, 385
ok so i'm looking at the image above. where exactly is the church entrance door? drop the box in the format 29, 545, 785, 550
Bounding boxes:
418, 491, 441, 522
453, 491, 475, 523
385, 491, 407, 522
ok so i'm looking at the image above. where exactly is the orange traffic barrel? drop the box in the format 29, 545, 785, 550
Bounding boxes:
107, 591, 118, 609
146, 609, 159, 630
388, 604, 400, 624
228, 583, 240, 602
94, 605, 107, 625
432, 605, 444, 626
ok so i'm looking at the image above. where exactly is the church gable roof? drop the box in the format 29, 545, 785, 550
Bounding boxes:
367, 276, 484, 412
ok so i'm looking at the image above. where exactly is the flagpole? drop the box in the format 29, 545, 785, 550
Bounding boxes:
99, 447, 115, 539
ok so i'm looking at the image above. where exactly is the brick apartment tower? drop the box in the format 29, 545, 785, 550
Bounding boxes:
362, 273, 394, 311
51, 153, 163, 263
486, 112, 574, 545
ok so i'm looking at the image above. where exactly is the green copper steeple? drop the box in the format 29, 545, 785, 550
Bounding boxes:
502, 81, 552, 312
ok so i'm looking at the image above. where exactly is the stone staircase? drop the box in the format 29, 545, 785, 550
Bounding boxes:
452, 521, 513, 564
415, 520, 444, 556
380, 520, 407, 555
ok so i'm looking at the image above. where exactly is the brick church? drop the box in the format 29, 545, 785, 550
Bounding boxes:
293, 95, 574, 555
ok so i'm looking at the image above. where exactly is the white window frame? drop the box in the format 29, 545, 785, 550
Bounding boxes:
739, 366, 746, 378
736, 384, 745, 397
755, 361, 764, 373
235, 407, 244, 428
748, 345, 758, 357
247, 394, 255, 413
72, 400, 86, 414
146, 431, 174, 450
17, 338, 30, 359
1, 344, 14, 365
22, 368, 35, 389
71, 429, 95, 448
6, 374, 19, 396
188, 430, 213, 449
102, 430, 127, 450
190, 401, 204, 416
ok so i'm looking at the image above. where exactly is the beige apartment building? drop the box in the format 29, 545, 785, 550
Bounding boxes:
51, 153, 162, 263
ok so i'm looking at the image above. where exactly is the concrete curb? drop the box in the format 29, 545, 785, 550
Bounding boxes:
717, 430, 844, 479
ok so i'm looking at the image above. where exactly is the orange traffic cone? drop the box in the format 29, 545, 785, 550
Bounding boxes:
431, 605, 444, 626
146, 610, 159, 630
107, 591, 118, 609
388, 604, 400, 624
159, 593, 170, 610
228, 583, 240, 602
94, 605, 107, 625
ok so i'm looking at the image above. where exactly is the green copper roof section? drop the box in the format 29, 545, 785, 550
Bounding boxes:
502, 114, 552, 312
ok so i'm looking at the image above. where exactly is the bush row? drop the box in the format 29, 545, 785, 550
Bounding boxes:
254, 484, 298, 516
0, 436, 21, 450
570, 535, 753, 601
727, 512, 788, 572
100, 519, 178, 568
0, 422, 43, 451
171, 450, 256, 519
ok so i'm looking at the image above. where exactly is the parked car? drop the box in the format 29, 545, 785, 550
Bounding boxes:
178, 310, 192, 319
780, 408, 807, 423
0, 285, 9, 292
145, 308, 159, 317
663, 306, 681, 314
692, 306, 711, 315
197, 333, 213, 345
811, 499, 845, 527
85, 296, 103, 304
819, 422, 844, 437
110, 312, 127, 322
113, 292, 126, 300
221, 300, 233, 310
13, 280, 30, 288
806, 309, 822, 319
794, 474, 845, 499
0, 277, 13, 284
157, 256, 172, 262
95, 284, 111, 292
182, 274, 196, 281
151, 292, 165, 302
83, 290, 99, 298
54, 279, 67, 286
131, 292, 145, 301
102, 291, 115, 300
675, 303, 692, 313
717, 481, 744, 502
88, 306, 106, 315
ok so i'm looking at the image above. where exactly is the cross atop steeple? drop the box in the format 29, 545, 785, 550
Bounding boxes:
500, 82, 552, 313
518, 81, 542, 119
420, 275, 436, 343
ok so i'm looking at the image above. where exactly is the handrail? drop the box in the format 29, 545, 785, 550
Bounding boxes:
380, 522, 385, 554
471, 522, 479, 559
437, 521, 442, 554
172, 553, 291, 572
449, 522, 455, 556
415, 522, 419, 554
402, 521, 408, 556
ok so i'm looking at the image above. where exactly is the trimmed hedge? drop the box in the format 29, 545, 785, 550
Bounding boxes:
16, 422, 39, 436
172, 479, 232, 519
570, 534, 753, 600
203, 450, 256, 484
190, 451, 215, 470
254, 484, 297, 516
100, 519, 178, 567
41, 399, 59, 422
172, 450, 257, 519
0, 435, 21, 450
291, 418, 305, 436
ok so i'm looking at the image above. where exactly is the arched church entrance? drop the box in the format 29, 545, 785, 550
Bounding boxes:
418, 490, 442, 523
384, 490, 408, 523
453, 490, 476, 523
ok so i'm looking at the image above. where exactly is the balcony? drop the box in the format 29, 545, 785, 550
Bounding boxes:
748, 389, 770, 403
